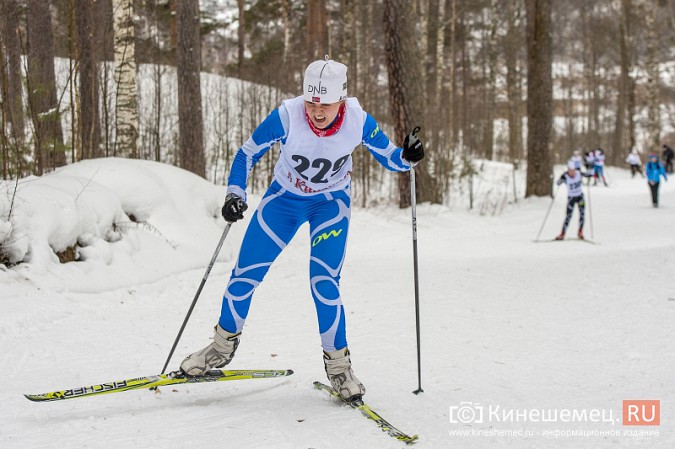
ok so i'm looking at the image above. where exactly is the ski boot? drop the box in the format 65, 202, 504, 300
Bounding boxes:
323, 348, 366, 402
577, 229, 584, 240
554, 231, 565, 241
180, 324, 240, 376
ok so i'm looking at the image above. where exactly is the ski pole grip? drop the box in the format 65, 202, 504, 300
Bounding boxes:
407, 126, 421, 146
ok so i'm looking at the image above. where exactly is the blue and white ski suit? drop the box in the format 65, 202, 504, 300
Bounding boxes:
556, 170, 591, 233
219, 96, 412, 351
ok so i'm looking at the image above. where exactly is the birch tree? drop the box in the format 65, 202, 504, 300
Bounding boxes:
112, 0, 138, 158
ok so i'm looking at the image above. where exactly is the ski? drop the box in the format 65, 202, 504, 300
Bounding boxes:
577, 238, 599, 245
25, 369, 293, 402
313, 381, 419, 445
533, 238, 599, 245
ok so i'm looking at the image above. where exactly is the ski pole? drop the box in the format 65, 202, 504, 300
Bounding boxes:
159, 223, 232, 375
407, 126, 424, 395
586, 180, 594, 239
534, 183, 560, 242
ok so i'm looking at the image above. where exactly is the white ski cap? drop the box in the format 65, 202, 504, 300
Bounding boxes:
567, 161, 576, 170
303, 57, 348, 104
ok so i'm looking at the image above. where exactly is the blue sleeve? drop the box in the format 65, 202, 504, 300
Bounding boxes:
226, 108, 287, 199
361, 113, 411, 172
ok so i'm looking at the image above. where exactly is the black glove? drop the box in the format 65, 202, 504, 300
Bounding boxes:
221, 193, 248, 223
403, 126, 424, 163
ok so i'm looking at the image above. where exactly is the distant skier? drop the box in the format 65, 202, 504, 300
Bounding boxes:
570, 150, 583, 170
179, 57, 424, 402
645, 153, 668, 207
593, 148, 608, 186
625, 150, 644, 178
555, 161, 593, 240
663, 144, 674, 174
583, 151, 595, 184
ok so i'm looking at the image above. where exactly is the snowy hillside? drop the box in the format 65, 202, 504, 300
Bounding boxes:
1, 158, 673, 449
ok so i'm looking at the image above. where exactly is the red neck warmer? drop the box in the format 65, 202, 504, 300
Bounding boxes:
305, 102, 346, 137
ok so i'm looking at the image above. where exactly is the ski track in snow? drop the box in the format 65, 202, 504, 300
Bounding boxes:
1, 165, 674, 448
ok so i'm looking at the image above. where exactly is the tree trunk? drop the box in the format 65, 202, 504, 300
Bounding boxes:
613, 0, 632, 157
433, 0, 449, 199
339, 0, 353, 82
564, 62, 575, 156
505, 0, 523, 163
281, 0, 290, 64
422, 0, 440, 198
525, 0, 553, 197
485, 0, 499, 160
0, 41, 9, 178
383, 0, 435, 207
449, 0, 458, 152
176, 0, 205, 177
581, 3, 599, 150
25, 0, 65, 173
433, 0, 446, 152
306, 0, 328, 60
460, 17, 472, 154
0, 0, 25, 144
645, 1, 660, 150
98, 0, 115, 157
361, 0, 375, 106
113, 0, 139, 158
75, 0, 102, 159
439, 0, 457, 198
237, 0, 245, 73
422, 0, 438, 157
627, 65, 637, 153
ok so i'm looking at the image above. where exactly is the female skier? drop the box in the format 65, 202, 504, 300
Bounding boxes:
179, 58, 424, 401
555, 161, 592, 240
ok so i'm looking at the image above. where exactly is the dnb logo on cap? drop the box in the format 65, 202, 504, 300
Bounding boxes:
303, 58, 348, 104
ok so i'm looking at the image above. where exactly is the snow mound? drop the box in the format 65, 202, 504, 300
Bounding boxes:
0, 158, 236, 291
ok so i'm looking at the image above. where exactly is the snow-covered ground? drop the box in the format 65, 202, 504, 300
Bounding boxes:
0, 159, 673, 449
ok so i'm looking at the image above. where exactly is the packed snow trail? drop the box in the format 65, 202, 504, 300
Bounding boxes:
1, 161, 673, 448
